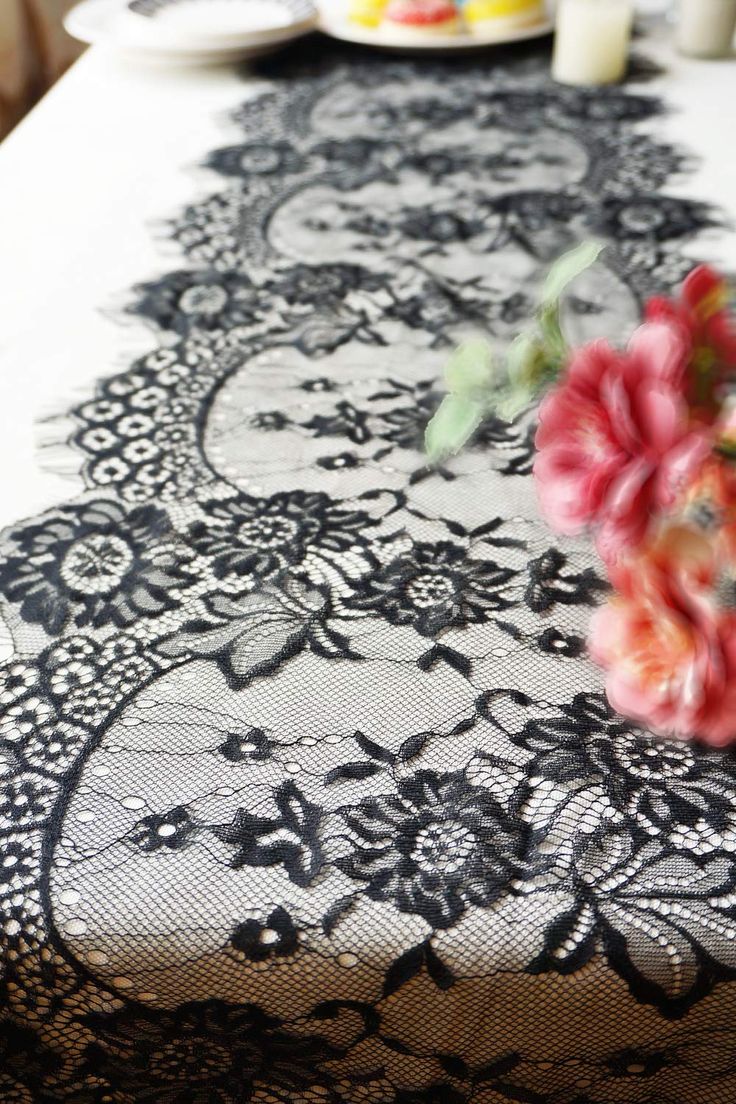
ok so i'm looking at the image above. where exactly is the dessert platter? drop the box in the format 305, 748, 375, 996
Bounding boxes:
318, 0, 553, 51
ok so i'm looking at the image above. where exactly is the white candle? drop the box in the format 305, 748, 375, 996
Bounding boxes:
677, 0, 736, 57
552, 0, 634, 86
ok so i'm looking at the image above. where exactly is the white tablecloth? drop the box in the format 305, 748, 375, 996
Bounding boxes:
2, 21, 736, 1104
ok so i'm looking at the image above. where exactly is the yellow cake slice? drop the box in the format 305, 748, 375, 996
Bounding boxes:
348, 0, 389, 27
464, 0, 545, 35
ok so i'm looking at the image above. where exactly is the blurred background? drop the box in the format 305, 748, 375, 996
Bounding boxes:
0, 0, 83, 139
0, 0, 672, 142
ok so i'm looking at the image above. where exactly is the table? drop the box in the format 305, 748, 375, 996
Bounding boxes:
1, 22, 736, 1104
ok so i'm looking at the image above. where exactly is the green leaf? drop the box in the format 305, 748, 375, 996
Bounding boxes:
423, 241, 606, 462
443, 338, 496, 395
496, 384, 536, 422
541, 240, 604, 305
537, 302, 567, 362
425, 393, 484, 463
506, 333, 547, 389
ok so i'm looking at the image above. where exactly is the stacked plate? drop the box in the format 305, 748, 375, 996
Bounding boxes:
65, 0, 318, 63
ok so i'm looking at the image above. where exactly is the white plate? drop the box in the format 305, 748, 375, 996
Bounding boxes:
65, 0, 316, 60
317, 4, 553, 51
124, 0, 315, 46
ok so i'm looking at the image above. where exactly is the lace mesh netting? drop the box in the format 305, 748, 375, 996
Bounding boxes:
2, 39, 736, 1104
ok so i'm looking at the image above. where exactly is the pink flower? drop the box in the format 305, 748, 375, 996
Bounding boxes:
534, 320, 712, 561
589, 533, 736, 746
646, 264, 736, 416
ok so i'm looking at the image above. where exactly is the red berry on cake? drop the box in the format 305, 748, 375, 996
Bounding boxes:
382, 0, 462, 38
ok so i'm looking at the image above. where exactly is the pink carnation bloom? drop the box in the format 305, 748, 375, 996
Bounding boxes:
589, 533, 736, 746
646, 264, 736, 414
534, 320, 712, 562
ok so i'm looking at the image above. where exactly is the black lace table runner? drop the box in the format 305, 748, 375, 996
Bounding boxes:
2, 40, 735, 1104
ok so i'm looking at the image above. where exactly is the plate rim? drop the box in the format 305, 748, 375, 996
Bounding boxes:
122, 0, 317, 48
65, 0, 316, 50
316, 10, 553, 50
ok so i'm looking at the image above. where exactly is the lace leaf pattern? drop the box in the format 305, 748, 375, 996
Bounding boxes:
1, 42, 736, 1104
